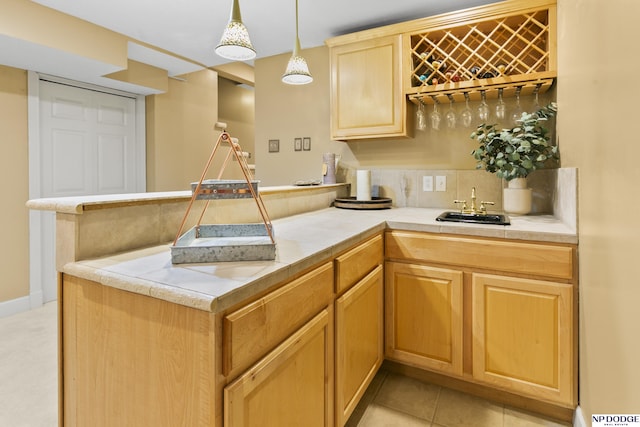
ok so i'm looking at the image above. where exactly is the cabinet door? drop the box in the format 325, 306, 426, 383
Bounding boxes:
472, 273, 575, 406
385, 262, 463, 376
335, 265, 384, 427
330, 35, 409, 140
224, 308, 334, 427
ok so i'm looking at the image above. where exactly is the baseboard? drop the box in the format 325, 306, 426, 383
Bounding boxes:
0, 295, 31, 318
574, 406, 587, 427
0, 291, 45, 318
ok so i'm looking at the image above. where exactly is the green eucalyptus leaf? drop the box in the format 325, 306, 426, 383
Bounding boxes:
469, 104, 558, 178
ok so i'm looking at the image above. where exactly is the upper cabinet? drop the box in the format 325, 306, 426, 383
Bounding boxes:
327, 35, 410, 141
326, 0, 557, 140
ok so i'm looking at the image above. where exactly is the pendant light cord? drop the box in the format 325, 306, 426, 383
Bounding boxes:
294, 0, 301, 55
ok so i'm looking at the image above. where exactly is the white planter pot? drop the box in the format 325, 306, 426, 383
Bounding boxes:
503, 178, 532, 215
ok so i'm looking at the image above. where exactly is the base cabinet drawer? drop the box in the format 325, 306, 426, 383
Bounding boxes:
335, 234, 383, 294
385, 230, 575, 280
223, 262, 334, 377
224, 308, 334, 427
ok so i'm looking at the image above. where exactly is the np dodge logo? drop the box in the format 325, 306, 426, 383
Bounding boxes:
593, 415, 640, 427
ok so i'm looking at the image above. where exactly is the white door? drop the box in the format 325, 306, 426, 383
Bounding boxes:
30, 77, 145, 303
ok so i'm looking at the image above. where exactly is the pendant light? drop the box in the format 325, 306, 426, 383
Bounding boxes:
282, 0, 313, 85
215, 0, 256, 61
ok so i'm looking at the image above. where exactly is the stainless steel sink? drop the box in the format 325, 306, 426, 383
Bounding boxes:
436, 211, 510, 225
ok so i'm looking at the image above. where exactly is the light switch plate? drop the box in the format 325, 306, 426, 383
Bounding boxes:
436, 175, 446, 191
422, 176, 433, 192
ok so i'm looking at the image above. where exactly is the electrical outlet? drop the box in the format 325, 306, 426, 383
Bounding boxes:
422, 176, 433, 192
436, 175, 446, 191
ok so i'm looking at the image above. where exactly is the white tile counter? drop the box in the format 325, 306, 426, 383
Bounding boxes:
61, 206, 577, 313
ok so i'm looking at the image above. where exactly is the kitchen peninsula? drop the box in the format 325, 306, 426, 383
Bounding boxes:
28, 184, 578, 426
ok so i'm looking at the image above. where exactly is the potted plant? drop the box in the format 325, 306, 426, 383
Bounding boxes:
470, 102, 558, 214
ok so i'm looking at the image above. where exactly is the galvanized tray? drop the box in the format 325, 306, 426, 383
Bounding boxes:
171, 223, 276, 264
192, 179, 259, 200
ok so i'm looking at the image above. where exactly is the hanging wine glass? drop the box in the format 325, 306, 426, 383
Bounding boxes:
477, 90, 489, 122
415, 99, 427, 131
430, 96, 441, 130
510, 86, 523, 126
445, 94, 456, 129
495, 88, 506, 121
461, 92, 473, 128
532, 83, 541, 111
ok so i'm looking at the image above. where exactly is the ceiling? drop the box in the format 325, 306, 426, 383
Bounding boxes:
32, 0, 500, 69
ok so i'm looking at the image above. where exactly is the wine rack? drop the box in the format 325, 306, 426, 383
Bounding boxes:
408, 3, 556, 104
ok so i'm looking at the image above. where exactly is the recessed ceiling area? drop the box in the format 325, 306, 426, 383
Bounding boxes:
1, 0, 501, 93
31, 0, 500, 68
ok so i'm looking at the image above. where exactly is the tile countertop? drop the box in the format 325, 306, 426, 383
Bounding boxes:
62, 207, 577, 314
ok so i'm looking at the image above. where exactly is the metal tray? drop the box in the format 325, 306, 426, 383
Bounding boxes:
171, 223, 276, 264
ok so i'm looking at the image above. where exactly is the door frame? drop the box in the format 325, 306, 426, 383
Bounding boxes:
26, 71, 147, 307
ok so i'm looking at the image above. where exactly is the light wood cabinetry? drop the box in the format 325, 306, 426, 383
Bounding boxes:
223, 233, 384, 427
327, 35, 410, 141
406, 0, 557, 104
223, 262, 333, 378
326, 0, 557, 141
223, 262, 335, 426
59, 224, 576, 426
384, 230, 576, 407
472, 273, 574, 406
335, 265, 384, 426
334, 234, 383, 294
385, 262, 463, 376
224, 308, 334, 427
385, 230, 573, 280
61, 275, 216, 427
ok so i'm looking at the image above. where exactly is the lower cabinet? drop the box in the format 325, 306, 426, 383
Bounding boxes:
384, 261, 463, 376
223, 234, 384, 427
59, 231, 576, 426
472, 273, 574, 406
335, 265, 384, 426
384, 230, 577, 408
224, 308, 334, 427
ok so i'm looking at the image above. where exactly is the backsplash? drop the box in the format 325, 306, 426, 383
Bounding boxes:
339, 166, 577, 228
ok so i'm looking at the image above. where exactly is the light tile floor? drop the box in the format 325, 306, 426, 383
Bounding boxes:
346, 370, 571, 427
0, 303, 570, 427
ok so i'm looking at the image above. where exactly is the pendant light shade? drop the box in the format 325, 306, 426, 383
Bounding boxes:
282, 0, 313, 85
215, 0, 256, 61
